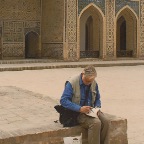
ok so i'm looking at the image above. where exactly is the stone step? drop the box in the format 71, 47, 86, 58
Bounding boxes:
0, 59, 63, 64
0, 57, 143, 64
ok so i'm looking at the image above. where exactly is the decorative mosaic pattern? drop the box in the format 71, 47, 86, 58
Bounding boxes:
24, 28, 40, 35
66, 0, 77, 59
24, 21, 40, 35
116, 0, 139, 17
80, 51, 99, 58
68, 43, 77, 58
67, 0, 77, 42
106, 0, 114, 57
2, 43, 24, 57
78, 0, 105, 15
3, 21, 40, 40
42, 43, 63, 59
140, 1, 144, 56
117, 50, 133, 57
0, 0, 41, 20
24, 21, 40, 29
0, 0, 41, 58
2, 20, 40, 58
3, 21, 24, 42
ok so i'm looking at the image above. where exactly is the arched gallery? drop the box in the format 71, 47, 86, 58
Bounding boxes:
0, 0, 144, 61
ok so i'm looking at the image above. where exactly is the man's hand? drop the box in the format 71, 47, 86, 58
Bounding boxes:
79, 106, 92, 114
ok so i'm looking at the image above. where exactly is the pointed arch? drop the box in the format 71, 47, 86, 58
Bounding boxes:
25, 30, 39, 37
116, 6, 138, 57
78, 3, 104, 58
116, 5, 138, 21
79, 3, 105, 19
25, 31, 39, 58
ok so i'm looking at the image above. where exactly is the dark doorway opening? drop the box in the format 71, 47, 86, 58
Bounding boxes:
85, 16, 93, 51
25, 32, 39, 58
120, 19, 126, 50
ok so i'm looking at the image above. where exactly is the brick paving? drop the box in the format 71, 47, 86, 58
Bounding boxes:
0, 86, 61, 139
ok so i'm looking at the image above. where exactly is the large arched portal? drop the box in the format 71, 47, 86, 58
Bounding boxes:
116, 8, 137, 57
25, 32, 39, 58
79, 5, 103, 58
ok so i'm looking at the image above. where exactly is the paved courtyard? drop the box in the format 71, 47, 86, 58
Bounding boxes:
0, 86, 60, 139
0, 65, 144, 144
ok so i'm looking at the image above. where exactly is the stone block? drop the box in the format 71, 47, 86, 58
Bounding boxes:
0, 114, 128, 144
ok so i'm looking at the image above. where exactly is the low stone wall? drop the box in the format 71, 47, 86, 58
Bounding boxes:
0, 114, 128, 144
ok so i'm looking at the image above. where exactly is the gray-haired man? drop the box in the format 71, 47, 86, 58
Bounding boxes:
60, 65, 109, 144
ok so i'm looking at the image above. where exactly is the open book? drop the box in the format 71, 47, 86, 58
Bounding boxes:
86, 108, 100, 118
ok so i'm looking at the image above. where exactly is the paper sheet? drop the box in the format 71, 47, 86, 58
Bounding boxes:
86, 108, 100, 118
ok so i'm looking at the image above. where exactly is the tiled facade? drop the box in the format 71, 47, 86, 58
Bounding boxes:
0, 0, 143, 60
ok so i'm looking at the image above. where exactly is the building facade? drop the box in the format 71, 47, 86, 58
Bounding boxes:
0, 0, 143, 61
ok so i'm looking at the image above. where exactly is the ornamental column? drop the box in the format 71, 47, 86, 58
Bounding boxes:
64, 0, 78, 61
105, 0, 116, 59
140, 0, 144, 57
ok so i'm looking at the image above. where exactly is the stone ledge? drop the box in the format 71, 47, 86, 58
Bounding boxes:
0, 114, 128, 144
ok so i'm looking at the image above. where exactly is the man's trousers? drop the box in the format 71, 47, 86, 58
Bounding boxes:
77, 111, 109, 144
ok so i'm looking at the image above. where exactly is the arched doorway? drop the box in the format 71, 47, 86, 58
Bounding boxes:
80, 5, 103, 58
25, 31, 39, 58
116, 8, 137, 57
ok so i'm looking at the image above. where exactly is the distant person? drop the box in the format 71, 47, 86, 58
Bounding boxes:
60, 65, 109, 144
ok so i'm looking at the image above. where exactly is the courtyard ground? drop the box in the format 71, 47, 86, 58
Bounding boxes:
0, 65, 144, 144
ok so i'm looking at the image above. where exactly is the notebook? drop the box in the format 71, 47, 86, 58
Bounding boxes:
86, 108, 100, 118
